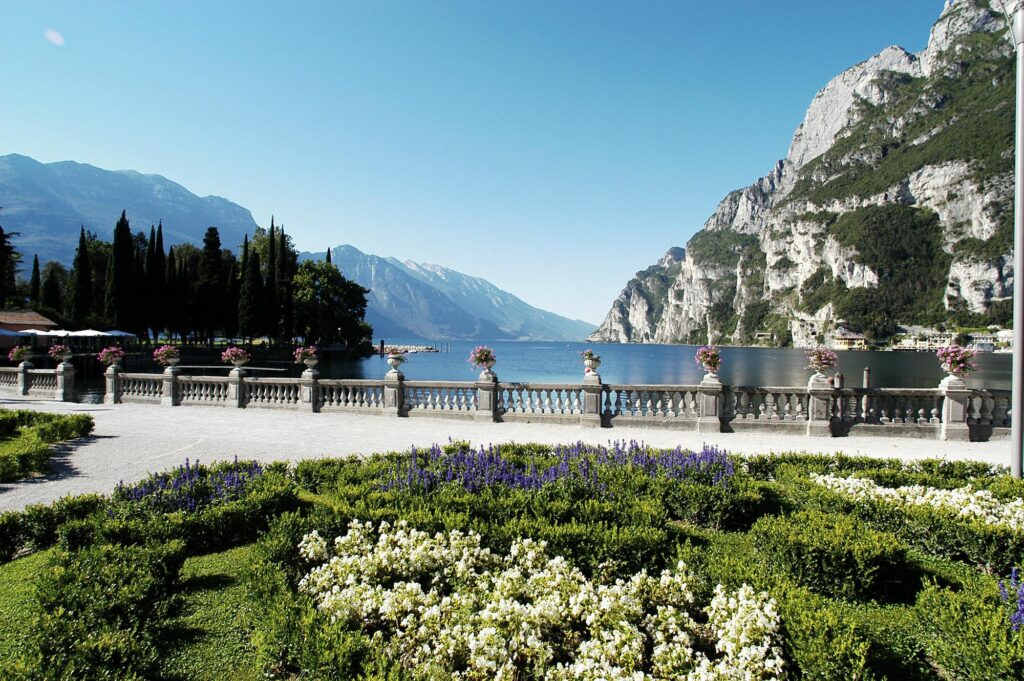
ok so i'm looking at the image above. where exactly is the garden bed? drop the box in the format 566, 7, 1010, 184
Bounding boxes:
0, 409, 93, 482
0, 441, 1022, 678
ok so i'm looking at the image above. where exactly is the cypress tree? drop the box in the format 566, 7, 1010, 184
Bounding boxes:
41, 266, 63, 312
238, 249, 262, 340
326, 247, 332, 264
29, 256, 41, 307
105, 211, 133, 328
165, 248, 178, 340
0, 225, 22, 308
264, 218, 279, 341
223, 258, 239, 339
196, 227, 223, 342
151, 222, 166, 337
69, 228, 93, 326
278, 227, 293, 342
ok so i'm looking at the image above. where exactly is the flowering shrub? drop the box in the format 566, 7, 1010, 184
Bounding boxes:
695, 345, 722, 373
468, 345, 496, 368
152, 344, 180, 366
298, 520, 784, 680
805, 346, 837, 374
1000, 568, 1024, 632
96, 346, 125, 365
382, 441, 734, 494
936, 345, 977, 379
48, 344, 71, 360
113, 457, 265, 513
810, 473, 1024, 531
293, 345, 318, 363
8, 345, 30, 362
221, 346, 251, 365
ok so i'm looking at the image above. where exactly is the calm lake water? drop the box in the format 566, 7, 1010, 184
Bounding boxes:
317, 340, 1012, 390
70, 340, 1012, 402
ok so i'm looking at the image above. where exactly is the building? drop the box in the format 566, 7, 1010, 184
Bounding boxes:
0, 310, 57, 333
829, 327, 867, 350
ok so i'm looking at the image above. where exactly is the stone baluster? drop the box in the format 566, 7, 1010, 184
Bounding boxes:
55, 361, 75, 402
939, 374, 970, 441
227, 367, 247, 408
16, 361, 31, 396
383, 365, 405, 417
160, 365, 179, 406
581, 366, 603, 428
475, 369, 498, 423
806, 372, 832, 436
300, 364, 320, 412
103, 363, 121, 404
698, 372, 723, 433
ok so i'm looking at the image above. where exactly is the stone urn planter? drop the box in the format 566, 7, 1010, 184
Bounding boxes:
583, 358, 601, 373
387, 355, 405, 370
166, 357, 180, 367
303, 357, 319, 370
231, 359, 249, 368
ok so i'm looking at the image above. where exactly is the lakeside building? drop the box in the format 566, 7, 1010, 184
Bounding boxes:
0, 310, 57, 333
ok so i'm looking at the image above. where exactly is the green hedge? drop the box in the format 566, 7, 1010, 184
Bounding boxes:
0, 410, 94, 482
750, 510, 914, 602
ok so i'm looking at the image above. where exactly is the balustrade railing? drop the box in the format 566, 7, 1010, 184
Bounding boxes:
603, 384, 702, 421
0, 368, 19, 389
498, 383, 583, 418
22, 362, 1009, 442
117, 372, 163, 403
406, 381, 478, 414
317, 380, 385, 411
178, 376, 230, 405
243, 377, 301, 408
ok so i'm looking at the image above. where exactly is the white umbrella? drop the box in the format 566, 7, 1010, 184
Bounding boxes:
18, 328, 47, 334
104, 330, 137, 337
69, 329, 106, 337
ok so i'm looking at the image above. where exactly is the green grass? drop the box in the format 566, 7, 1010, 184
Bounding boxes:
160, 543, 263, 681
0, 549, 52, 666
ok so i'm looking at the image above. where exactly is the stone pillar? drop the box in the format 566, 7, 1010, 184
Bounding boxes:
383, 368, 405, 417
474, 369, 498, 423
228, 367, 247, 408
56, 362, 76, 402
160, 365, 180, 407
581, 371, 603, 428
697, 372, 723, 433
16, 361, 30, 396
103, 364, 121, 404
806, 372, 833, 437
300, 367, 320, 412
940, 374, 971, 441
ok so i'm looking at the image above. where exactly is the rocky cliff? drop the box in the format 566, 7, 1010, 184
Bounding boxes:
590, 0, 1014, 346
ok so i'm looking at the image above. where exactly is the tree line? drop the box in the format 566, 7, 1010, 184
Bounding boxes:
7, 211, 372, 352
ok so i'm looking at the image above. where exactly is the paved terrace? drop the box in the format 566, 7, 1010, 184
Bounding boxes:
0, 396, 1012, 512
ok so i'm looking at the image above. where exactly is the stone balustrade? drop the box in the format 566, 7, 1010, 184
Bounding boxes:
8, 362, 1009, 442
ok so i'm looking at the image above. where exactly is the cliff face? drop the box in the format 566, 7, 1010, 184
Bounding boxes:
590, 0, 1013, 346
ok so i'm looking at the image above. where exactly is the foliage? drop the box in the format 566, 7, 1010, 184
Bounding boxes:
7, 345, 29, 363
96, 345, 124, 365
936, 344, 977, 378
292, 260, 370, 349
293, 345, 317, 363
467, 345, 496, 368
805, 346, 837, 373
0, 410, 94, 485
579, 347, 600, 361
695, 345, 722, 373
152, 344, 179, 365
221, 346, 250, 364
750, 510, 912, 601
47, 344, 70, 360
113, 457, 266, 514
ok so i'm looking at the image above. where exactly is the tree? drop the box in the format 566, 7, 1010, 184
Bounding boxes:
150, 222, 166, 336
41, 262, 68, 314
238, 246, 262, 340
326, 247, 332, 264
196, 227, 223, 342
0, 223, 22, 308
293, 260, 370, 348
69, 228, 93, 326
105, 211, 134, 329
264, 219, 279, 340
29, 256, 41, 308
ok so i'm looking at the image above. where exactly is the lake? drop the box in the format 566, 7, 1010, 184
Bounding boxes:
312, 340, 1012, 390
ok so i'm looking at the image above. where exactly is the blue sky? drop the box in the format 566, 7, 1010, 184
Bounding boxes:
1, 1, 944, 324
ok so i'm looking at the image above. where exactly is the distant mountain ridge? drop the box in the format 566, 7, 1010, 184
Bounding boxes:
0, 153, 258, 263
300, 245, 595, 341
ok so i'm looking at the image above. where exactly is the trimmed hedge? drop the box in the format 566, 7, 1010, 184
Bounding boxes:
750, 510, 914, 602
0, 410, 93, 482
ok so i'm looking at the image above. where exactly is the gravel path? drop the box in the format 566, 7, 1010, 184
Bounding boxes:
0, 396, 1012, 511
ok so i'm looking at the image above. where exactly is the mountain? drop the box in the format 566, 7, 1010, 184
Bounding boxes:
590, 0, 1013, 347
0, 154, 258, 263
300, 245, 594, 341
